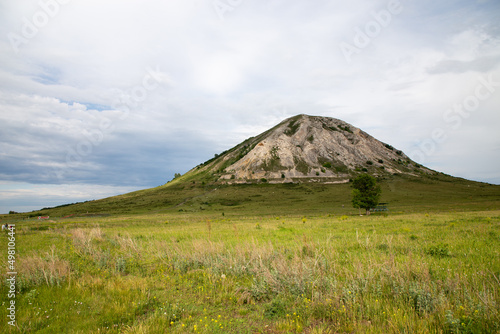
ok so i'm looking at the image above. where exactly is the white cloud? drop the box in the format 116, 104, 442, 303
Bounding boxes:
1, 0, 500, 212
0, 181, 142, 214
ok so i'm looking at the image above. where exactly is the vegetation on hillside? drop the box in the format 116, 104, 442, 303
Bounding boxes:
351, 174, 382, 215
7, 172, 498, 219
1, 170, 499, 333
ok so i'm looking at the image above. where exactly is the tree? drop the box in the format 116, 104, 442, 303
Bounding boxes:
351, 174, 381, 215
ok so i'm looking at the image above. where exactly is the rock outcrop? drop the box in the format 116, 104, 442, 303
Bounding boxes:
187, 114, 433, 183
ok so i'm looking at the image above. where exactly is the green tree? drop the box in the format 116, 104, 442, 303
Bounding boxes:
351, 174, 381, 215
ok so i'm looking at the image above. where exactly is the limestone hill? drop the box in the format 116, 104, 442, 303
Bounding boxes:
182, 114, 434, 184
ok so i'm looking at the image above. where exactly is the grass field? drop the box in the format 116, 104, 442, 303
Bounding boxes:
1, 178, 500, 333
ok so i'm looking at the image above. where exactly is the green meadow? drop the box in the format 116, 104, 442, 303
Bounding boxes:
1, 177, 500, 333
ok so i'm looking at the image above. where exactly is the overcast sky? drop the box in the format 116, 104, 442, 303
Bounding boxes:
1, 0, 499, 213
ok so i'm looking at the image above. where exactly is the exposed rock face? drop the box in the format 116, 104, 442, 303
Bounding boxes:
189, 114, 432, 183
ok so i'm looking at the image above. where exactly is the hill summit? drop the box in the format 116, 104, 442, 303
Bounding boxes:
183, 114, 434, 184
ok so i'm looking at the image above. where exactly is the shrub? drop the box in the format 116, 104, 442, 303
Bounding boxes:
338, 125, 353, 133
264, 298, 287, 319
284, 120, 300, 136
115, 257, 127, 273
426, 243, 450, 257
377, 243, 389, 251
408, 282, 437, 315
351, 174, 382, 215
322, 162, 332, 168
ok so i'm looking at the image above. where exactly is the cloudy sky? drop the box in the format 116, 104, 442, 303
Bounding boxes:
1, 0, 499, 213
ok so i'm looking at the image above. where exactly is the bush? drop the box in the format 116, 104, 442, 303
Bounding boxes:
264, 299, 287, 319
338, 125, 353, 133
426, 243, 450, 257
115, 257, 127, 273
408, 282, 437, 315
284, 120, 300, 136
351, 174, 382, 215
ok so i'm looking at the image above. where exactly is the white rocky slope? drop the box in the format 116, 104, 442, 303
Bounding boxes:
190, 114, 433, 183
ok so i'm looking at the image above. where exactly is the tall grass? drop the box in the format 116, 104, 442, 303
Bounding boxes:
16, 246, 71, 290
1, 210, 499, 333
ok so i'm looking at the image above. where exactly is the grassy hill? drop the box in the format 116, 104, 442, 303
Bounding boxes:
2, 172, 498, 222
1, 168, 500, 333
5, 114, 499, 221
1, 193, 499, 333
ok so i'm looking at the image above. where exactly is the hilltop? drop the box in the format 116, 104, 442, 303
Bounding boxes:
177, 114, 434, 185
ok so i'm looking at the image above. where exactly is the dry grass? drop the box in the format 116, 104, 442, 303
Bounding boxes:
2, 210, 499, 333
16, 246, 71, 288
